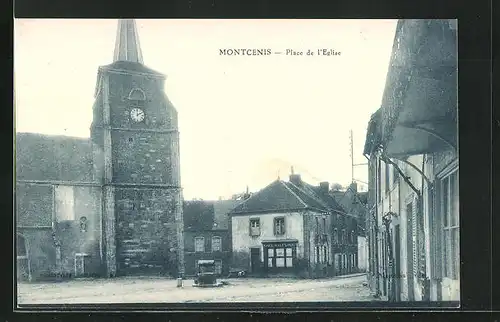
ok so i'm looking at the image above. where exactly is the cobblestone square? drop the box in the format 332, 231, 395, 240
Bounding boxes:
17, 273, 376, 304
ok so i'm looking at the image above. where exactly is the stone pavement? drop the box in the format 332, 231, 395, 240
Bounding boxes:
17, 273, 378, 304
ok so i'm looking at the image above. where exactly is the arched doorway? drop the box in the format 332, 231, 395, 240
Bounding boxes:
17, 234, 31, 281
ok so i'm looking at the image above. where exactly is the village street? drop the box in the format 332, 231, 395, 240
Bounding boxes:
17, 273, 375, 304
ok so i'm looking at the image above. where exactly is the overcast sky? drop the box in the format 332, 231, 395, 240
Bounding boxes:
14, 19, 397, 200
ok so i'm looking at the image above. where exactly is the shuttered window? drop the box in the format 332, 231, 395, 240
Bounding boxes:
411, 199, 418, 278
249, 218, 260, 236
406, 202, 415, 279
441, 170, 459, 280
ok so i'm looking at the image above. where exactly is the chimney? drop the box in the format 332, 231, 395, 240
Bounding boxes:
289, 174, 302, 186
349, 181, 358, 193
289, 166, 301, 185
319, 181, 329, 194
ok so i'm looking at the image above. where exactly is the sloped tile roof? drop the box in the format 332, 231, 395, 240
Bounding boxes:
183, 199, 240, 231
305, 184, 348, 214
285, 181, 329, 212
183, 200, 214, 231
213, 200, 240, 230
230, 180, 309, 214
15, 132, 95, 182
230, 178, 346, 215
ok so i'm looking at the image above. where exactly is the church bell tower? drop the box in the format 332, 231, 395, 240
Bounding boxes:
91, 19, 184, 277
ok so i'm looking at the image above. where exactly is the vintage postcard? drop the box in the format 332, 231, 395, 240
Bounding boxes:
14, 19, 458, 308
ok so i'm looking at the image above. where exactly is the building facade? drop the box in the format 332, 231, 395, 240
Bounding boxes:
363, 20, 458, 302
334, 183, 369, 273
16, 19, 184, 281
183, 200, 239, 277
229, 172, 358, 278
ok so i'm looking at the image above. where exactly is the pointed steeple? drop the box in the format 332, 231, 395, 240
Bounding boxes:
113, 19, 144, 64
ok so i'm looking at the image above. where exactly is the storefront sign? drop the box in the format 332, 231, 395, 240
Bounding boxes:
263, 242, 296, 248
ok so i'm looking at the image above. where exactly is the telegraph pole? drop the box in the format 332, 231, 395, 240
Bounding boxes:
350, 129, 369, 187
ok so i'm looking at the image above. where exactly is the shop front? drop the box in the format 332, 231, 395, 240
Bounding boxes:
262, 240, 298, 275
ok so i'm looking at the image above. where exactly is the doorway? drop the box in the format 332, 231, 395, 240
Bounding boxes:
17, 234, 31, 281
250, 247, 261, 274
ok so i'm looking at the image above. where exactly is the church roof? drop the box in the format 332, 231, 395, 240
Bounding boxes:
97, 20, 164, 79
229, 177, 346, 216
113, 19, 144, 64
15, 133, 96, 182
100, 61, 165, 77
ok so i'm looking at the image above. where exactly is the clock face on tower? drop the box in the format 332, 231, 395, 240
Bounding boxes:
130, 108, 145, 122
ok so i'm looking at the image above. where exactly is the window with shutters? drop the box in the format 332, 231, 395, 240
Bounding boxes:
333, 228, 338, 244
412, 201, 418, 279
194, 237, 205, 252
440, 170, 459, 280
406, 197, 421, 281
249, 218, 260, 236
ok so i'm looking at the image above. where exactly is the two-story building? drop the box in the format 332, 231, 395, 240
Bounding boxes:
334, 182, 369, 273
229, 171, 358, 278
183, 199, 240, 277
363, 20, 458, 302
